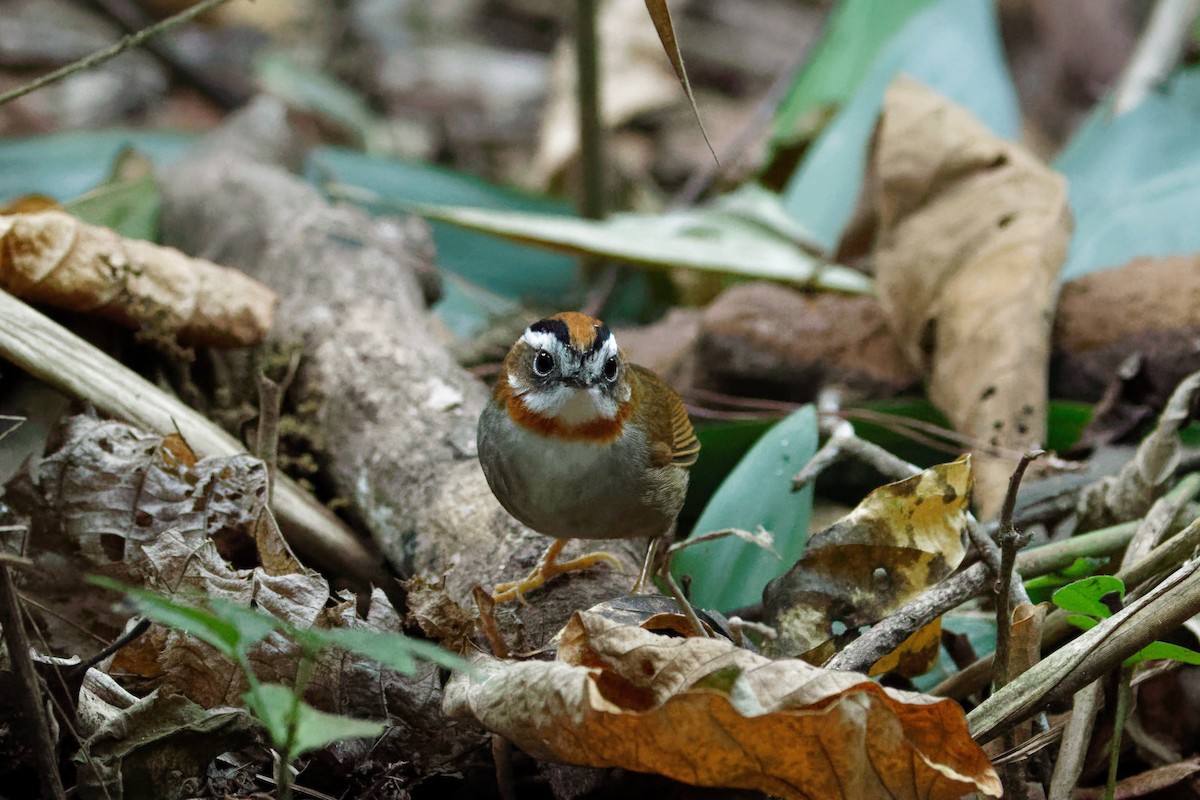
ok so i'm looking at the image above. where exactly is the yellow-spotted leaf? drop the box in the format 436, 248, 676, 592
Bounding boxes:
763, 455, 972, 672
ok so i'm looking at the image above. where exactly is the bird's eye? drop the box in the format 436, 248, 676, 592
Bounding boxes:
603, 355, 619, 382
533, 350, 554, 377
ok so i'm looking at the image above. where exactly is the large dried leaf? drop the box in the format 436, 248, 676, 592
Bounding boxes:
871, 78, 1070, 516
444, 612, 1000, 800
29, 415, 270, 569
74, 688, 257, 800
763, 456, 972, 672
0, 209, 275, 347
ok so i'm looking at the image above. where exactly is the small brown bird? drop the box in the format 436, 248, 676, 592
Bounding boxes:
477, 311, 700, 601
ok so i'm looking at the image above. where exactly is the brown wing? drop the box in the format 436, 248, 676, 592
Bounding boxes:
630, 364, 700, 468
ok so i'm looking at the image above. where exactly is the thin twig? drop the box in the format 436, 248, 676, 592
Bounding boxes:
831, 518, 1142, 676
1047, 680, 1105, 799
0, 564, 66, 799
256, 352, 302, 505
968, 553, 1200, 742
0, 0, 237, 107
994, 450, 1047, 690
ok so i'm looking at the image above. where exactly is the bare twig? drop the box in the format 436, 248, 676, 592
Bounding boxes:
968, 554, 1200, 742
1122, 471, 1200, 566
791, 418, 920, 491
832, 518, 1142, 676
1112, 0, 1200, 115
1047, 680, 1105, 800
0, 0, 237, 107
0, 564, 66, 799
936, 506, 1200, 700
994, 450, 1047, 690
255, 352, 302, 505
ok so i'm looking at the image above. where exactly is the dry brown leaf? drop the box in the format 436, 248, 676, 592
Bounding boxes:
28, 415, 270, 570
444, 612, 1000, 800
527, 0, 679, 188
0, 210, 275, 347
763, 456, 972, 674
870, 77, 1071, 517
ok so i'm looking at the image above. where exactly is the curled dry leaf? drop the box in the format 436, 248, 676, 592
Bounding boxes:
763, 456, 972, 675
25, 415, 271, 569
444, 612, 1000, 800
0, 210, 275, 347
870, 77, 1071, 517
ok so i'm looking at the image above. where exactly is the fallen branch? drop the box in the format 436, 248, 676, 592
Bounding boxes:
968, 553, 1200, 743
0, 289, 396, 597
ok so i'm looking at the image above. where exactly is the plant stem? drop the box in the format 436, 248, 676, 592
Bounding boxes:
1105, 665, 1134, 800
0, 0, 235, 107
575, 0, 607, 286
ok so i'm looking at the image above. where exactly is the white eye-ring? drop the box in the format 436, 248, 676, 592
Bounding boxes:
603, 355, 619, 381
533, 349, 554, 377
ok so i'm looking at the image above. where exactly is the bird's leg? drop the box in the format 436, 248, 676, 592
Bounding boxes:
631, 537, 661, 594
492, 539, 623, 603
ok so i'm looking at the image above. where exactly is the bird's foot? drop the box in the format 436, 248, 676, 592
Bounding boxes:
492, 542, 622, 603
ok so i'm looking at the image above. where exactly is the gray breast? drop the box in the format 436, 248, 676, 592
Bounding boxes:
477, 401, 681, 540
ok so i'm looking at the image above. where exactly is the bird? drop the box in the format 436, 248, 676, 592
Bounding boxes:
477, 311, 700, 602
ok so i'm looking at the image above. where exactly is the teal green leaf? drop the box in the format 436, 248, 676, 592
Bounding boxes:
403, 202, 871, 293
672, 404, 818, 611
781, 0, 1018, 249
1056, 69, 1200, 280
309, 147, 577, 305
679, 418, 776, 533
1052, 575, 1126, 619
0, 130, 192, 203
912, 610, 995, 692
246, 683, 385, 758
1127, 640, 1200, 667
769, 0, 936, 152
256, 54, 383, 153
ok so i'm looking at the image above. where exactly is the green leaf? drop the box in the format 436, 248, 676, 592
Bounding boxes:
769, 0, 937, 153
404, 201, 871, 293
1025, 556, 1111, 604
780, 0, 1018, 249
256, 54, 383, 153
1056, 68, 1200, 280
0, 130, 192, 203
1127, 640, 1200, 667
246, 684, 384, 758
298, 626, 475, 676
309, 147, 578, 306
1052, 575, 1126, 619
90, 577, 275, 659
64, 147, 161, 241
679, 418, 777, 533
672, 404, 818, 611
1066, 614, 1099, 632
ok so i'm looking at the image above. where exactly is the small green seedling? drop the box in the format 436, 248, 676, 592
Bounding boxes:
1052, 574, 1200, 800
1051, 575, 1200, 667
90, 576, 472, 799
